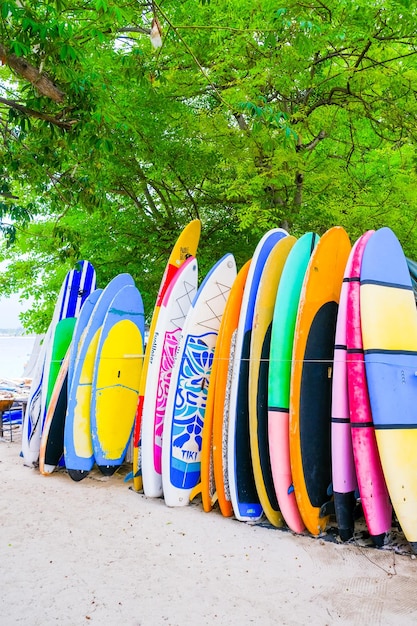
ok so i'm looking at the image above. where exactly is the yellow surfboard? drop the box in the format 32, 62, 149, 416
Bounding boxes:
73, 328, 101, 461
290, 226, 351, 535
92, 284, 144, 475
249, 236, 296, 527
360, 227, 417, 552
92, 320, 143, 472
132, 219, 201, 491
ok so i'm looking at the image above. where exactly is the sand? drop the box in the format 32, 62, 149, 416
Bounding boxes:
1, 436, 417, 626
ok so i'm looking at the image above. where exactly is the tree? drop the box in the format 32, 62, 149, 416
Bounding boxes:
1, 0, 417, 329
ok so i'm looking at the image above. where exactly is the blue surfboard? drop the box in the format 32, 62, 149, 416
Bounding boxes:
90, 284, 145, 475
68, 289, 103, 390
64, 274, 135, 481
228, 228, 288, 521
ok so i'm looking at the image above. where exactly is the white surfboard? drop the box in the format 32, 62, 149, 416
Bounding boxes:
141, 256, 198, 498
162, 253, 237, 507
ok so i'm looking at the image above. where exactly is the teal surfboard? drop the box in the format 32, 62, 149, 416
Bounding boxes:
268, 232, 319, 533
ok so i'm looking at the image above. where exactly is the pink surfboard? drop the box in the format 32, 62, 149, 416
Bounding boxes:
331, 243, 358, 540
346, 231, 392, 546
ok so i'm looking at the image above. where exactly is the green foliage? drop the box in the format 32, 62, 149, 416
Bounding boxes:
1, 0, 417, 330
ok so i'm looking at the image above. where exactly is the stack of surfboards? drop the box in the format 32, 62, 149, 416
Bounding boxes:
63, 275, 145, 480
185, 225, 415, 554
22, 265, 146, 483
22, 261, 97, 467
21, 222, 417, 554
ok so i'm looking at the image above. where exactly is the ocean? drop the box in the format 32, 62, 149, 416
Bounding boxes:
0, 336, 37, 379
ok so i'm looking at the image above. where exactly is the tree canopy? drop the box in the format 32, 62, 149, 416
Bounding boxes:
1, 0, 417, 330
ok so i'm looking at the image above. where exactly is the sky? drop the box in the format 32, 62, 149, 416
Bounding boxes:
0, 293, 30, 328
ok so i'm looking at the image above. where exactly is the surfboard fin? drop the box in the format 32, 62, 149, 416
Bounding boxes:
319, 500, 335, 518
189, 482, 202, 502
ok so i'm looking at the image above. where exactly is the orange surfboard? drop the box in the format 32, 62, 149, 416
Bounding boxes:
290, 226, 351, 535
210, 261, 251, 517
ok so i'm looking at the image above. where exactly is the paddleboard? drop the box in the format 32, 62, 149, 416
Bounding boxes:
45, 317, 77, 411
21, 325, 52, 466
41, 262, 97, 421
192, 327, 220, 512
228, 228, 288, 522
68, 289, 103, 391
64, 274, 135, 481
212, 261, 251, 517
290, 226, 351, 535
346, 230, 392, 546
91, 284, 145, 475
331, 242, 359, 541
57, 260, 97, 319
360, 227, 417, 550
162, 253, 237, 506
249, 236, 296, 526
141, 256, 198, 498
133, 220, 201, 492
268, 233, 319, 534
22, 261, 95, 467
39, 350, 70, 475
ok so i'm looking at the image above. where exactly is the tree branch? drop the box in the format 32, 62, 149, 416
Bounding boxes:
296, 130, 326, 152
118, 26, 151, 35
354, 40, 372, 69
0, 43, 65, 103
0, 97, 77, 129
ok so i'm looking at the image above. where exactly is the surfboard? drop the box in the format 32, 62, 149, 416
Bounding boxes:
249, 236, 296, 527
212, 261, 251, 517
64, 274, 135, 481
360, 227, 417, 550
132, 219, 201, 492
141, 256, 198, 498
228, 228, 288, 522
22, 261, 96, 467
45, 317, 77, 411
39, 350, 70, 475
331, 242, 359, 541
268, 233, 319, 534
68, 289, 103, 391
21, 325, 52, 466
193, 324, 221, 513
162, 253, 237, 506
290, 226, 351, 536
36, 317, 76, 470
193, 262, 253, 514
57, 260, 97, 319
41, 262, 97, 421
91, 284, 145, 475
346, 230, 392, 546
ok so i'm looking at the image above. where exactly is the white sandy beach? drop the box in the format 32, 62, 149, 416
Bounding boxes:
1, 435, 417, 626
